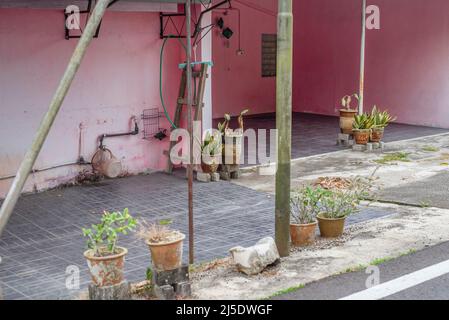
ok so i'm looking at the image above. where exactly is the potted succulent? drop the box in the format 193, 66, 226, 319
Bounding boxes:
82, 209, 137, 287
317, 188, 364, 238
353, 113, 374, 145
218, 109, 249, 166
200, 132, 222, 174
138, 222, 185, 271
339, 94, 359, 134
370, 106, 396, 143
290, 186, 324, 246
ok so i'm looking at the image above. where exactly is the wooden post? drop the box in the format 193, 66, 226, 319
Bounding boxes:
0, 0, 112, 237
275, 0, 293, 257
359, 0, 367, 115
186, 0, 195, 265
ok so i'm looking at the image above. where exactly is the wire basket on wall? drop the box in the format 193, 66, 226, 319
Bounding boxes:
141, 108, 162, 140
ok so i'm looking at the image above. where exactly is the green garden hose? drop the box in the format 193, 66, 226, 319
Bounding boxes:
159, 37, 188, 129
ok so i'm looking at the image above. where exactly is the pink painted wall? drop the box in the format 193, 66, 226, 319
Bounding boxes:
0, 8, 182, 197
293, 0, 449, 128
212, 0, 277, 119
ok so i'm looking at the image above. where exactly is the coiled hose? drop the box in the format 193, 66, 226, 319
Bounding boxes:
159, 37, 188, 129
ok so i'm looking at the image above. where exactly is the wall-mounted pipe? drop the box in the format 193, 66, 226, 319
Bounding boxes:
0, 162, 92, 182
98, 116, 139, 149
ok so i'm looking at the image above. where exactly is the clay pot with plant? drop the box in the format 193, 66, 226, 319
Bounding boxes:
290, 186, 324, 246
339, 94, 359, 134
199, 132, 222, 174
353, 113, 374, 145
82, 209, 137, 287
317, 186, 366, 238
218, 109, 250, 166
138, 222, 185, 271
370, 106, 396, 143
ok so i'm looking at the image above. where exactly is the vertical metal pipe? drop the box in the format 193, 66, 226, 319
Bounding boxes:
0, 0, 112, 237
275, 0, 293, 257
359, 0, 367, 115
186, 0, 195, 265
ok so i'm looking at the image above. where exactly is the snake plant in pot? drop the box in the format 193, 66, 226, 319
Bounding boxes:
218, 109, 249, 166
82, 209, 137, 287
353, 113, 374, 145
290, 186, 325, 246
370, 106, 397, 143
199, 131, 222, 174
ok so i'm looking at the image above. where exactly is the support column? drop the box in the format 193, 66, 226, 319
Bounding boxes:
0, 0, 112, 236
201, 9, 213, 130
275, 0, 293, 257
359, 0, 367, 115
186, 0, 195, 265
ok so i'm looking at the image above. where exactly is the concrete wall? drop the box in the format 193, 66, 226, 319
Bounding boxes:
293, 0, 449, 128
0, 8, 183, 197
211, 0, 277, 119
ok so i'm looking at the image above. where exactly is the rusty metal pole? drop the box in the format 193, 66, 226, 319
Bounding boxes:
186, 0, 195, 265
0, 0, 111, 237
359, 0, 367, 115
275, 0, 293, 257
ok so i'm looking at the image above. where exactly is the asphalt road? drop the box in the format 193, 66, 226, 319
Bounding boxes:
376, 171, 449, 209
274, 241, 449, 300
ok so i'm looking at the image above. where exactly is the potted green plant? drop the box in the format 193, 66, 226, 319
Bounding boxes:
339, 94, 359, 134
219, 109, 250, 166
290, 186, 324, 246
200, 132, 222, 174
370, 106, 396, 143
317, 188, 365, 238
138, 222, 185, 271
82, 209, 137, 287
218, 113, 232, 135
353, 113, 374, 145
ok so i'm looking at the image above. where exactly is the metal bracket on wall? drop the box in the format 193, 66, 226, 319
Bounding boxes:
64, 0, 120, 40
159, 0, 231, 45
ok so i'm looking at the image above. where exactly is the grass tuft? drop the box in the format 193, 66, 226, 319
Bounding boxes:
375, 152, 410, 165
422, 145, 440, 153
264, 284, 306, 299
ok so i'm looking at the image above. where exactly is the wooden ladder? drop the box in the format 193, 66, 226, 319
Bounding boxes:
166, 63, 209, 173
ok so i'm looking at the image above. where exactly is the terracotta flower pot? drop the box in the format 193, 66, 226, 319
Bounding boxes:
290, 222, 318, 247
84, 247, 128, 287
317, 215, 347, 238
201, 155, 221, 174
353, 129, 371, 145
339, 109, 358, 134
146, 234, 185, 271
371, 127, 385, 143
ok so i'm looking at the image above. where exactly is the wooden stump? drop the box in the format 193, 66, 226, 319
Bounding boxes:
88, 281, 131, 300
219, 164, 241, 181
152, 266, 192, 300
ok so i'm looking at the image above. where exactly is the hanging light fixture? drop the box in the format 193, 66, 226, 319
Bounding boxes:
222, 27, 234, 39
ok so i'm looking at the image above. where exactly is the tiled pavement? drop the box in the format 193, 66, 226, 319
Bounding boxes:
0, 114, 447, 299
215, 112, 448, 164
1, 173, 392, 300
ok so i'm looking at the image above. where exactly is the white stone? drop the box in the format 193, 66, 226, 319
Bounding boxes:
210, 172, 220, 182
258, 163, 277, 176
229, 237, 280, 276
353, 144, 367, 152
196, 172, 211, 183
